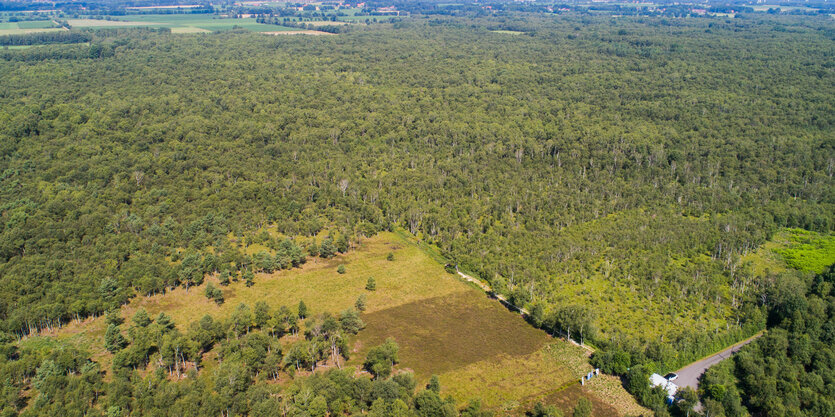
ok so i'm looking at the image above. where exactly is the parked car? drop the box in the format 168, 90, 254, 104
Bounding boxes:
664, 373, 678, 381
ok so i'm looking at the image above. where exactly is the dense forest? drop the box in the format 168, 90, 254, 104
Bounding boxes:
697, 265, 835, 417
0, 11, 833, 416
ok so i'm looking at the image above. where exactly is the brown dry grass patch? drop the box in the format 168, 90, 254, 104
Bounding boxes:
352, 290, 550, 378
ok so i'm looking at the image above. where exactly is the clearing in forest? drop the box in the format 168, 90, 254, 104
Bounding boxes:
743, 228, 835, 275
48, 231, 645, 416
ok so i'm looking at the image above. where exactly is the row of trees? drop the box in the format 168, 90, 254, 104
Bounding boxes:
0, 31, 89, 46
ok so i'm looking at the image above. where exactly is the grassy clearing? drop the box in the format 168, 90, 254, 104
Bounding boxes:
540, 385, 619, 417
51, 232, 466, 363
743, 228, 835, 275
352, 290, 549, 377
0, 27, 64, 35
263, 30, 335, 35
67, 19, 154, 27
117, 14, 295, 32
773, 229, 835, 273
15, 20, 57, 29
491, 30, 525, 35
584, 374, 651, 417
170, 26, 212, 34
438, 344, 579, 408
47, 231, 642, 415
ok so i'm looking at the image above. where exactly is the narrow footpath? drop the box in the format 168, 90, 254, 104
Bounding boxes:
455, 267, 593, 353
456, 267, 529, 315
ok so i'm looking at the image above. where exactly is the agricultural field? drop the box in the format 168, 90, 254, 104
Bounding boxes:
0, 20, 63, 35
751, 4, 820, 12
66, 14, 296, 33
47, 231, 645, 416
490, 30, 525, 35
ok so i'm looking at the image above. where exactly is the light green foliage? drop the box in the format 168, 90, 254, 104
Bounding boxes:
774, 229, 835, 273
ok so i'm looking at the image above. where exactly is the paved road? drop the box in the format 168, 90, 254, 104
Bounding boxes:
674, 332, 763, 390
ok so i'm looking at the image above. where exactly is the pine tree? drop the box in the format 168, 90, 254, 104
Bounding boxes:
355, 295, 367, 311
298, 300, 308, 319
104, 324, 127, 353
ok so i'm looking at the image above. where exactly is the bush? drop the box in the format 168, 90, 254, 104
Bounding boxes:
355, 295, 367, 311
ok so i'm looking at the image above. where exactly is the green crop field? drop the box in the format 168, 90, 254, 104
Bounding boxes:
64, 14, 295, 33
0, 20, 62, 35
15, 20, 56, 29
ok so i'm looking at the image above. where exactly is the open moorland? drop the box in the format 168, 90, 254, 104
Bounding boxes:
46, 231, 646, 416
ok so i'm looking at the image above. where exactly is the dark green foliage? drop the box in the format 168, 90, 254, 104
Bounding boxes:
699, 264, 835, 417
336, 234, 350, 253
527, 402, 563, 417
339, 308, 365, 334
0, 11, 833, 416
427, 375, 441, 393
572, 398, 592, 417
156, 312, 175, 332
364, 338, 399, 379
132, 309, 152, 328
211, 287, 224, 304
104, 324, 127, 353
105, 310, 124, 327
462, 399, 494, 417
414, 388, 458, 417
674, 387, 699, 417
356, 294, 367, 312
0, 31, 89, 46
219, 270, 231, 286
0, 16, 831, 350
298, 300, 308, 319
366, 277, 377, 291
543, 305, 596, 345
204, 282, 218, 301
320, 238, 337, 259
243, 270, 255, 288
254, 301, 271, 328
337, 264, 346, 274
387, 252, 395, 261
